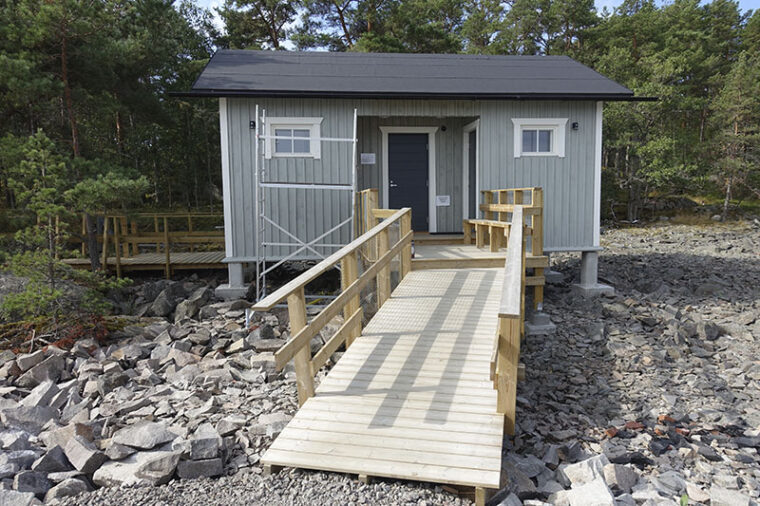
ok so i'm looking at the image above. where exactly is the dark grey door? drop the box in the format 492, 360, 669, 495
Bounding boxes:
468, 129, 477, 218
388, 133, 429, 231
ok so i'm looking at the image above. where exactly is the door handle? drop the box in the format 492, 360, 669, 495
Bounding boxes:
390, 182, 399, 188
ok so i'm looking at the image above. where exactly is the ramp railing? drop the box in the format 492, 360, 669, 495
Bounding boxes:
251, 207, 413, 406
490, 205, 526, 435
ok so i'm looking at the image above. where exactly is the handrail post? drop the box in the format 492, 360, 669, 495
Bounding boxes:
154, 215, 160, 253
163, 216, 171, 279
483, 191, 494, 220
497, 315, 521, 435
341, 250, 361, 347
288, 286, 315, 405
377, 228, 391, 308
400, 211, 412, 279
114, 217, 122, 278
101, 216, 109, 271
533, 188, 544, 309
81, 214, 86, 256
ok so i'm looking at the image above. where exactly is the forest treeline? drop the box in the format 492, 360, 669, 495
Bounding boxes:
1, 0, 759, 230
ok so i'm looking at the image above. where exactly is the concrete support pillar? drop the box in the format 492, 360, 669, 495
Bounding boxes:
572, 251, 614, 297
215, 262, 249, 300
543, 253, 565, 284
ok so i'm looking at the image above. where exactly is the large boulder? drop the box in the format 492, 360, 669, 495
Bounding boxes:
112, 421, 177, 450
43, 478, 92, 502
0, 406, 58, 435
64, 436, 106, 474
92, 449, 181, 487
174, 287, 213, 322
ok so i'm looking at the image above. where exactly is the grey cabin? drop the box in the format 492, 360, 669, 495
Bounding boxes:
185, 50, 637, 299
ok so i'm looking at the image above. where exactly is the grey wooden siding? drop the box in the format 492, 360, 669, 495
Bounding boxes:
222, 97, 598, 262
478, 101, 598, 251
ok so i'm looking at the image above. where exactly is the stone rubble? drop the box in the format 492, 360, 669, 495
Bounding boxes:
0, 221, 758, 505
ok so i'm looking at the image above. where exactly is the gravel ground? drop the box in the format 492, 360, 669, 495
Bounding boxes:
10, 220, 760, 505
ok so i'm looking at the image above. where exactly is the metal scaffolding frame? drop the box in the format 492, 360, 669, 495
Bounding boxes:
253, 106, 358, 301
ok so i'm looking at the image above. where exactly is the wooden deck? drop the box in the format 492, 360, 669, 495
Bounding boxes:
63, 251, 225, 271
413, 244, 548, 271
262, 267, 505, 490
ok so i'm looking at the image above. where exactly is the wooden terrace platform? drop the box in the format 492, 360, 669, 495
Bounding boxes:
262, 267, 505, 490
63, 251, 225, 272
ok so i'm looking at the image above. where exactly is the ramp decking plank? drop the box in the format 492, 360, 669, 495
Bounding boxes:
262, 268, 505, 490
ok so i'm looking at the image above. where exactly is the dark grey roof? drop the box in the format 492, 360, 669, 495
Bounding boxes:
187, 50, 637, 100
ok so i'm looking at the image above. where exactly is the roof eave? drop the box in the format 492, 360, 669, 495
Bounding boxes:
170, 89, 655, 102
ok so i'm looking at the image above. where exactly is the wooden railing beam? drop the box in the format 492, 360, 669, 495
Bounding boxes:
274, 229, 413, 370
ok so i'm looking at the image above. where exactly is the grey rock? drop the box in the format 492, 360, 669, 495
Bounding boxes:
504, 462, 537, 500
0, 490, 38, 506
19, 380, 58, 408
709, 486, 749, 506
31, 446, 72, 473
686, 482, 709, 503
0, 406, 57, 435
189, 427, 222, 460
112, 421, 177, 450
176, 458, 223, 479
13, 471, 51, 495
603, 464, 638, 494
257, 412, 292, 438
150, 289, 177, 317
557, 454, 609, 486
64, 436, 106, 474
15, 355, 65, 388
92, 449, 181, 487
0, 450, 40, 469
104, 442, 137, 461
15, 351, 45, 372
174, 287, 212, 322
43, 478, 92, 502
0, 463, 20, 479
566, 478, 614, 506
0, 429, 31, 451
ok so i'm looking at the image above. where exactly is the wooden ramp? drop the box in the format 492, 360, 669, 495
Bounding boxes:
262, 268, 505, 490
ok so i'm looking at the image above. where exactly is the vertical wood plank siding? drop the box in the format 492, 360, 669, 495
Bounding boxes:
222, 98, 597, 261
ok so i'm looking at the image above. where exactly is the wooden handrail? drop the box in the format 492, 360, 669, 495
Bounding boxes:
491, 205, 526, 436
274, 229, 413, 370
252, 207, 413, 407
499, 206, 524, 318
252, 207, 411, 311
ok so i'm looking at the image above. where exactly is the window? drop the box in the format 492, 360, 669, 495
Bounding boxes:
264, 117, 322, 159
511, 118, 568, 158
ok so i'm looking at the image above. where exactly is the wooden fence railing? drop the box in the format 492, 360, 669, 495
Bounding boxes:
465, 187, 545, 309
83, 212, 224, 278
251, 207, 413, 406
490, 205, 526, 436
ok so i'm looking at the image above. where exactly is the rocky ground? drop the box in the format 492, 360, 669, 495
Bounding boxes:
1, 220, 759, 505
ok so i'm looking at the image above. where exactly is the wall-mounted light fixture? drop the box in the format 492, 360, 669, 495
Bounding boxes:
571, 122, 579, 130
249, 121, 256, 130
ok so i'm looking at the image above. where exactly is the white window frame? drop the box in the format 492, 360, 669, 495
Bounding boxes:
264, 117, 323, 159
511, 118, 568, 158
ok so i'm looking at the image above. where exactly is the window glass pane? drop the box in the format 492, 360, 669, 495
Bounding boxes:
275, 138, 292, 153
293, 129, 310, 138
274, 129, 292, 153
538, 130, 552, 152
293, 139, 310, 153
522, 129, 537, 152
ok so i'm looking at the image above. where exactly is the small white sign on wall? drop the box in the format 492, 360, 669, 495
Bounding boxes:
435, 195, 451, 207
360, 153, 376, 165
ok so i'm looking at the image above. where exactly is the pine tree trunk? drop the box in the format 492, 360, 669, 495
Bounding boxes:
62, 31, 100, 271
722, 176, 732, 221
